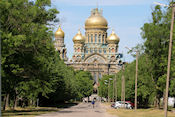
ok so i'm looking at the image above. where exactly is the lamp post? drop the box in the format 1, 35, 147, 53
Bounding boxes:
105, 78, 113, 102
135, 51, 138, 110
154, 2, 174, 117
121, 62, 125, 103
125, 47, 139, 110
164, 4, 174, 117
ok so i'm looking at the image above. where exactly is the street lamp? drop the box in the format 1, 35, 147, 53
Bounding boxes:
154, 2, 175, 117
121, 62, 126, 104
105, 78, 113, 102
125, 47, 139, 110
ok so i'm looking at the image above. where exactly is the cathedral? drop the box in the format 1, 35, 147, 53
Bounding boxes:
54, 8, 122, 86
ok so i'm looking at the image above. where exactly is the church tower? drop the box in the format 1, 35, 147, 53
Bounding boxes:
55, 26, 68, 61
107, 30, 120, 62
84, 8, 108, 58
72, 30, 85, 62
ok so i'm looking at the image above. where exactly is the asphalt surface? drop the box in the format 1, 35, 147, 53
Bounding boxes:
36, 102, 118, 117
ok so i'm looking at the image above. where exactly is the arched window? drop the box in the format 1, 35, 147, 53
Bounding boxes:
91, 34, 93, 43
77, 48, 80, 52
99, 34, 101, 43
99, 49, 102, 53
104, 49, 106, 53
95, 34, 97, 43
102, 35, 105, 44
112, 48, 115, 53
90, 48, 93, 53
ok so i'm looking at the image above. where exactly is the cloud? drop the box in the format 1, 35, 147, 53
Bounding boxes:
52, 0, 162, 6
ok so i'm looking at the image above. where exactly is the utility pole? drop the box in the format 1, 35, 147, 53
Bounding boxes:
164, 3, 175, 117
115, 75, 117, 101
123, 64, 125, 103
121, 64, 125, 101
135, 51, 138, 110
121, 63, 125, 108
125, 46, 139, 110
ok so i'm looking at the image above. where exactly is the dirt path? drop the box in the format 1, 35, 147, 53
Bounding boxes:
36, 102, 118, 117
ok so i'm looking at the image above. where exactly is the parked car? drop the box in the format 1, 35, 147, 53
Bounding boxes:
125, 102, 133, 109
125, 101, 134, 108
113, 101, 133, 109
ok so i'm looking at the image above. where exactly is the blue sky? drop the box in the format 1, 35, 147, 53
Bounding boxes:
51, 0, 168, 62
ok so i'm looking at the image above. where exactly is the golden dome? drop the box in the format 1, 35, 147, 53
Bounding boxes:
73, 30, 85, 44
107, 30, 120, 44
85, 8, 108, 29
55, 26, 64, 38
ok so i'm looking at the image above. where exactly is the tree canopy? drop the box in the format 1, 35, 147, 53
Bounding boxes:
1, 0, 93, 110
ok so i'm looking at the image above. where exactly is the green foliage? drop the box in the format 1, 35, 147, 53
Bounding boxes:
98, 75, 117, 99
75, 71, 93, 99
0, 0, 60, 108
98, 3, 175, 108
1, 0, 93, 108
141, 4, 175, 106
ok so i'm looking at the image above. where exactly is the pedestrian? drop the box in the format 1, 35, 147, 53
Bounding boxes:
91, 99, 95, 108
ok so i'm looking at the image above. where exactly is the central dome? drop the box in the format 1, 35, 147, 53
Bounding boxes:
85, 8, 108, 29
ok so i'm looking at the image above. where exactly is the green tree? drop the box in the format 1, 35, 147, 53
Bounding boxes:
98, 75, 116, 100
0, 0, 59, 109
141, 4, 175, 108
75, 71, 93, 100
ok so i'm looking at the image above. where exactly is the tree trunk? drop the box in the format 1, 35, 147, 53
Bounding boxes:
13, 96, 18, 110
154, 96, 160, 109
5, 93, 10, 110
3, 95, 6, 110
163, 91, 166, 109
29, 99, 33, 107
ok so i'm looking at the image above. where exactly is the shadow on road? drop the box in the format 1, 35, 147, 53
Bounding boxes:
2, 108, 59, 117
42, 103, 79, 109
2, 103, 79, 117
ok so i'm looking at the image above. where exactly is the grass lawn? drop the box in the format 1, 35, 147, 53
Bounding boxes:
2, 107, 59, 117
107, 108, 175, 117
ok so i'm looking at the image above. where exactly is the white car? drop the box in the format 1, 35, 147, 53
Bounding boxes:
114, 101, 133, 109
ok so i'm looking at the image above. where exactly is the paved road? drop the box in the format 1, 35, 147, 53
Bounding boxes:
36, 102, 118, 117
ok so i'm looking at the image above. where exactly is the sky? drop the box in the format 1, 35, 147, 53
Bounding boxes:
51, 0, 169, 62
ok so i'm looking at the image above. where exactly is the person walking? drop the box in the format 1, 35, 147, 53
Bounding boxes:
91, 99, 95, 108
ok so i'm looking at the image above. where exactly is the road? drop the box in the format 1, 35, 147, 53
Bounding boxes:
36, 102, 118, 117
